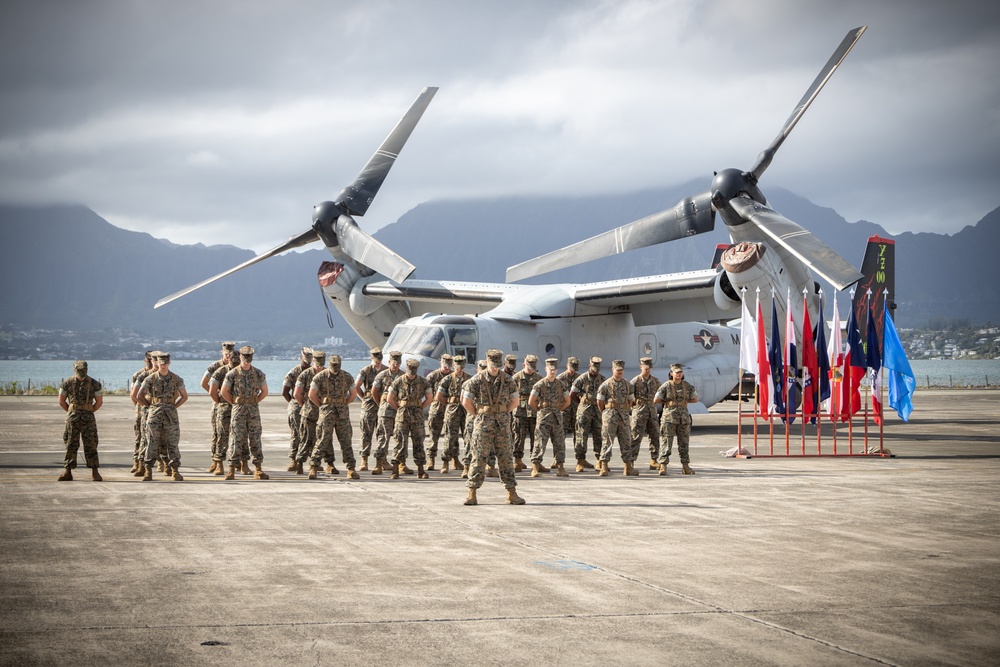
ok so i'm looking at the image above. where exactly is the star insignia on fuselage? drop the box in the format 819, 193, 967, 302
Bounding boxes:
693, 329, 720, 350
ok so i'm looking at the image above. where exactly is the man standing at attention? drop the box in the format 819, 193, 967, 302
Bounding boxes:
654, 364, 698, 476
137, 353, 188, 481
528, 358, 570, 477
555, 356, 580, 469
222, 346, 269, 480
282, 347, 313, 471
571, 357, 605, 472
57, 360, 103, 481
630, 357, 661, 470
388, 358, 433, 479
353, 346, 384, 471
424, 353, 453, 471
597, 360, 635, 477
511, 354, 541, 472
201, 342, 234, 474
308, 354, 359, 479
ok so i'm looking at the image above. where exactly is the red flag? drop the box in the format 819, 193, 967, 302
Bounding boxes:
755, 294, 771, 418
800, 294, 819, 421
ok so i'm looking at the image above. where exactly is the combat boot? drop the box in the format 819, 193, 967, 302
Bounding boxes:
129, 461, 139, 474
426, 458, 436, 472
390, 461, 401, 480
460, 464, 469, 479
486, 465, 498, 478
649, 458, 658, 470
91, 467, 103, 482
326, 463, 339, 475
682, 463, 695, 475
575, 459, 586, 473
157, 460, 165, 474
254, 464, 269, 480
514, 458, 526, 472
550, 458, 558, 469
360, 456, 369, 471
142, 466, 153, 481
556, 463, 569, 477
658, 463, 667, 476
308, 465, 319, 480
241, 460, 252, 476
579, 458, 595, 470
214, 461, 225, 476
172, 469, 184, 481
133, 463, 145, 478
400, 462, 414, 475
346, 467, 360, 480
452, 456, 462, 471
295, 461, 304, 475
164, 465, 173, 477
463, 488, 478, 506
225, 464, 236, 480
371, 457, 386, 475
598, 461, 609, 477
207, 460, 218, 474
286, 459, 297, 472
506, 488, 526, 505
625, 461, 639, 477
440, 459, 450, 474
417, 464, 428, 479
530, 462, 545, 478
536, 461, 550, 473
58, 468, 73, 481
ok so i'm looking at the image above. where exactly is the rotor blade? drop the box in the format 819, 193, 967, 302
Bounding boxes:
336, 215, 415, 283
335, 86, 438, 217
154, 228, 319, 309
749, 26, 867, 182
728, 197, 863, 291
505, 191, 714, 283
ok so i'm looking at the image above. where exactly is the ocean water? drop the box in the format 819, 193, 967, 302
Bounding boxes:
2, 358, 998, 392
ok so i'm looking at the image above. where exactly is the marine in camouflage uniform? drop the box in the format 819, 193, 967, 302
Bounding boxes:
461, 360, 496, 476
424, 354, 453, 470
597, 360, 635, 476
221, 346, 269, 480
555, 357, 580, 466
130, 353, 162, 477
511, 355, 541, 472
435, 356, 470, 474
201, 342, 235, 474
57, 360, 104, 481
353, 347, 385, 470
282, 347, 313, 471
388, 359, 432, 478
570, 357, 605, 471
528, 358, 570, 477
128, 351, 154, 474
371, 351, 404, 474
308, 355, 358, 479
461, 349, 525, 506
630, 357, 661, 470
208, 352, 243, 474
293, 351, 327, 473
138, 353, 188, 481
654, 364, 698, 475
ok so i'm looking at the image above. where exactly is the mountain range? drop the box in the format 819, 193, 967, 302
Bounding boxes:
1, 186, 997, 344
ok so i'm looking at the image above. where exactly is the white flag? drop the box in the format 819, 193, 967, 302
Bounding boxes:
739, 296, 757, 373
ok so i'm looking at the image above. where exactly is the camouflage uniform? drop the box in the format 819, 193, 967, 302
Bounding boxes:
389, 370, 431, 467
295, 363, 324, 464
597, 374, 634, 463
310, 368, 356, 470
373, 367, 404, 461
571, 366, 605, 460
656, 379, 698, 466
130, 364, 151, 465
60, 372, 102, 470
556, 362, 580, 449
223, 365, 266, 466
282, 356, 311, 461
529, 375, 567, 465
424, 355, 453, 464
512, 361, 541, 463
355, 358, 385, 458
203, 357, 227, 462
210, 361, 244, 464
438, 369, 470, 465
630, 367, 661, 464
463, 367, 518, 491
140, 370, 185, 470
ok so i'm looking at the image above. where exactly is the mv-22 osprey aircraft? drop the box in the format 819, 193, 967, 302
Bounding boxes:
158, 27, 873, 413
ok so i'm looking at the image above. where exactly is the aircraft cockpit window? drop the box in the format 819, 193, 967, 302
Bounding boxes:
413, 327, 446, 358
447, 326, 478, 364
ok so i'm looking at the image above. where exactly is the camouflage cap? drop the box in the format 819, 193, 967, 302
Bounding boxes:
488, 349, 504, 366
312, 350, 327, 362
670, 363, 684, 373
453, 355, 466, 366
301, 347, 313, 360
222, 341, 236, 352
590, 356, 602, 367
477, 360, 488, 370
505, 354, 517, 364
149, 350, 163, 361
328, 354, 342, 368
370, 346, 383, 358
144, 350, 154, 362
405, 358, 420, 370
156, 352, 171, 363
640, 357, 653, 367
612, 359, 625, 370
74, 359, 88, 371
568, 356, 580, 369
441, 354, 453, 363
524, 354, 538, 367
545, 357, 558, 369
389, 350, 402, 361
239, 345, 254, 357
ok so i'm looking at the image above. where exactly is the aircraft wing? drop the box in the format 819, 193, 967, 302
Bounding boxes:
572, 269, 732, 326
362, 279, 516, 316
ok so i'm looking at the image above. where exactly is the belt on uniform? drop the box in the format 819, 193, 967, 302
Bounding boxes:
477, 405, 507, 415
538, 401, 557, 408
403, 400, 423, 408
234, 397, 258, 405
635, 398, 651, 406
606, 400, 627, 408
579, 397, 593, 406
321, 397, 346, 405
68, 403, 94, 411
448, 397, 462, 404
149, 397, 174, 405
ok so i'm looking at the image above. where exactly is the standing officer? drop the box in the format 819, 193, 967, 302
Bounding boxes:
130, 351, 159, 477
571, 357, 605, 471
308, 354, 359, 479
461, 349, 525, 506
528, 358, 570, 477
597, 360, 635, 476
654, 364, 698, 475
128, 351, 153, 474
630, 357, 661, 470
435, 355, 470, 474
208, 349, 242, 475
511, 354, 541, 472
424, 353, 453, 471
370, 351, 404, 475
353, 347, 384, 471
555, 356, 580, 468
57, 360, 103, 481
201, 342, 235, 473
221, 346, 269, 480
293, 350, 326, 474
282, 347, 313, 471
461, 359, 489, 478
137, 352, 188, 481
388, 359, 433, 479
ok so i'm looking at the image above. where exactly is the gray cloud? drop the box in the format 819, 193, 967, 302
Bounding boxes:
1, 0, 998, 253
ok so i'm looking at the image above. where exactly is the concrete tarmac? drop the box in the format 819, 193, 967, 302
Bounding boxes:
1, 391, 998, 666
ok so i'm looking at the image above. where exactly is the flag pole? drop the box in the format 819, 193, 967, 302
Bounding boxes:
738, 286, 746, 454
801, 287, 807, 455
784, 287, 791, 456
880, 288, 888, 455
863, 289, 871, 452
848, 288, 855, 455
817, 289, 824, 455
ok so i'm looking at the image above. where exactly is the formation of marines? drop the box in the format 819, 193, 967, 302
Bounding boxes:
58, 346, 700, 503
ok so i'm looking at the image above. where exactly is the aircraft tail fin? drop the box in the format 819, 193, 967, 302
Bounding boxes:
851, 235, 895, 348
712, 244, 731, 269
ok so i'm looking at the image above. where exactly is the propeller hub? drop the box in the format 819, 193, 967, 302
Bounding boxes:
711, 169, 766, 227
312, 201, 345, 247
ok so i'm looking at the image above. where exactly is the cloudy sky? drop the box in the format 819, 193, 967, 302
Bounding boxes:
2, 0, 998, 253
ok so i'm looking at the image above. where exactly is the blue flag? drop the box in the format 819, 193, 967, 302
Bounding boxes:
768, 296, 786, 419
882, 309, 915, 422
865, 306, 882, 372
845, 305, 866, 370
816, 295, 831, 403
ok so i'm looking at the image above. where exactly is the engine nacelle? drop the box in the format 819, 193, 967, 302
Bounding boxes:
713, 271, 741, 312
720, 242, 817, 337
316, 261, 410, 348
